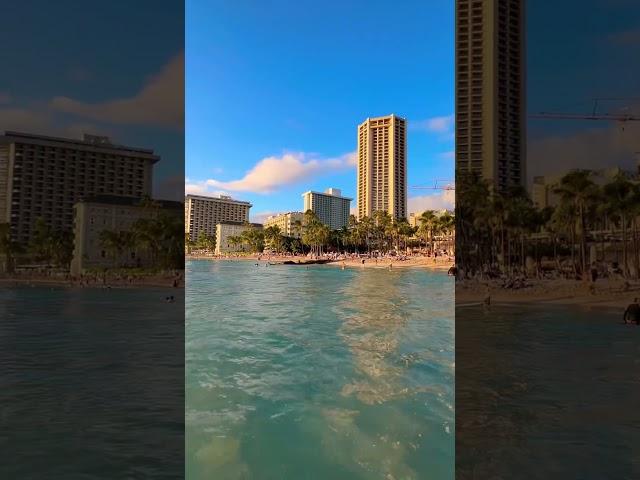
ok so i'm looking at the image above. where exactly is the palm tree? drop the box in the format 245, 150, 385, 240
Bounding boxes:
372, 210, 392, 252
185, 232, 194, 254
358, 215, 374, 253
602, 173, 635, 278
29, 217, 54, 263
227, 235, 242, 252
155, 213, 184, 269
263, 225, 283, 253
50, 230, 74, 268
99, 230, 124, 265
0, 223, 21, 273
553, 170, 599, 278
132, 217, 162, 262
195, 232, 216, 252
419, 210, 437, 252
240, 224, 264, 253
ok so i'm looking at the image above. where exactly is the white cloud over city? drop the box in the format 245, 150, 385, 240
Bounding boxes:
50, 52, 184, 130
407, 189, 455, 213
187, 150, 357, 195
412, 114, 455, 141
0, 53, 184, 134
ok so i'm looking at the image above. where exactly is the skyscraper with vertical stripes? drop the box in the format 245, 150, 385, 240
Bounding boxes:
357, 114, 407, 220
455, 0, 526, 191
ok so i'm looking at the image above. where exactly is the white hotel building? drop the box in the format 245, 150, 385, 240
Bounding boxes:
185, 194, 251, 242
302, 188, 351, 230
264, 211, 304, 238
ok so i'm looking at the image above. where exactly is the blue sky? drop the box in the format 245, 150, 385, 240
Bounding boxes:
0, 0, 184, 201
186, 0, 454, 221
527, 0, 640, 179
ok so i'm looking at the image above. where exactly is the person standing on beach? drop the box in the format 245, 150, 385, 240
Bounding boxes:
623, 298, 640, 324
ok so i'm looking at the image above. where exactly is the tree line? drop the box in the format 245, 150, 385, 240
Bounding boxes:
457, 169, 640, 279
98, 212, 184, 270
0, 199, 184, 274
186, 209, 455, 256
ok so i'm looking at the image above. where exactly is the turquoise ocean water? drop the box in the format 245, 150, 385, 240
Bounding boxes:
186, 259, 455, 479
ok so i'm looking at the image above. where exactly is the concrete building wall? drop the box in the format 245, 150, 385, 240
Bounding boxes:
302, 189, 351, 230
185, 194, 251, 242
215, 222, 262, 255
455, 0, 526, 192
70, 197, 182, 275
264, 211, 304, 238
0, 132, 158, 245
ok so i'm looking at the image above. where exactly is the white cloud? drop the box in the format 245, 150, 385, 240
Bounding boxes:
407, 189, 455, 215
50, 52, 184, 130
412, 114, 454, 134
190, 150, 356, 195
184, 179, 228, 197
0, 107, 109, 139
250, 211, 282, 224
528, 119, 640, 181
0, 108, 52, 132
0, 53, 182, 136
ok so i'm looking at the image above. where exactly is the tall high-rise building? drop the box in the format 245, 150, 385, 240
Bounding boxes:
357, 114, 407, 220
0, 131, 157, 244
302, 188, 351, 230
455, 0, 526, 191
185, 194, 251, 242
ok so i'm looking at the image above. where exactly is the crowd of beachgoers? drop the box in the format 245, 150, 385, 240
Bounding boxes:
188, 248, 455, 270
456, 259, 640, 309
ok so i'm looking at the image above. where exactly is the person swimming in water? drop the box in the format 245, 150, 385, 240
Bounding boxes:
623, 298, 640, 324
165, 295, 175, 303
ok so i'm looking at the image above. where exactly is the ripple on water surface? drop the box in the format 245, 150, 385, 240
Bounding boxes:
186, 259, 454, 479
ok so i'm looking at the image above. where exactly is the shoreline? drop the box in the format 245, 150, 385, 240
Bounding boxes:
186, 254, 454, 271
456, 279, 640, 310
0, 275, 184, 290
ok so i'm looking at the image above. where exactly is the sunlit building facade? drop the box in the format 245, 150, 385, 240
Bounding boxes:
185, 194, 251, 242
455, 0, 526, 191
0, 131, 157, 244
357, 114, 407, 220
302, 188, 351, 230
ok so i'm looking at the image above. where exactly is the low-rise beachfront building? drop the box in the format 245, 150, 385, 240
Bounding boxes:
185, 194, 251, 243
70, 195, 182, 275
263, 211, 304, 238
302, 188, 351, 230
215, 222, 263, 255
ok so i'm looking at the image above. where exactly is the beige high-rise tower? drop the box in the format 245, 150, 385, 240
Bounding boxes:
357, 114, 407, 220
455, 0, 526, 191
